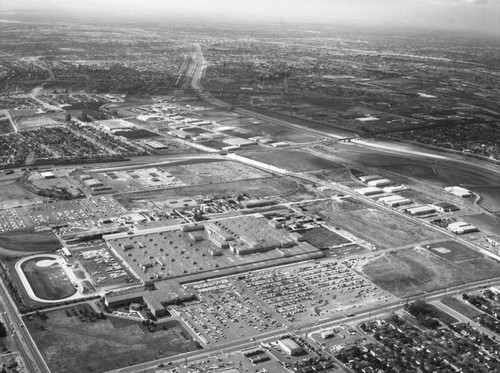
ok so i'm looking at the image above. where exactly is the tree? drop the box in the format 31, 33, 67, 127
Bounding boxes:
0, 321, 7, 338
65, 113, 72, 122
78, 111, 91, 122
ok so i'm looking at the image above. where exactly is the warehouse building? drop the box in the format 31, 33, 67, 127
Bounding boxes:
431, 202, 460, 213
355, 187, 383, 196
445, 186, 473, 198
278, 338, 302, 356
406, 205, 436, 216
383, 185, 408, 193
359, 175, 381, 183
447, 221, 478, 234
367, 179, 392, 187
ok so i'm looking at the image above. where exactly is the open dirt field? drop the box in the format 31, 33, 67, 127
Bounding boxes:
167, 160, 271, 185
362, 248, 500, 298
301, 199, 444, 250
24, 305, 200, 373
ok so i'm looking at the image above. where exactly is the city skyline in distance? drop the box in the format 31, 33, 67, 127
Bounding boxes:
1, 0, 500, 36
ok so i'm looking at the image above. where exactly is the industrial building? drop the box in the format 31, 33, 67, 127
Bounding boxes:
367, 179, 392, 187
431, 202, 460, 213
359, 174, 381, 182
144, 140, 168, 149
105, 280, 195, 317
378, 195, 412, 207
222, 137, 254, 147
447, 221, 478, 234
445, 186, 473, 198
355, 187, 383, 196
383, 185, 409, 193
83, 178, 104, 188
277, 338, 302, 356
406, 205, 436, 216
40, 171, 56, 179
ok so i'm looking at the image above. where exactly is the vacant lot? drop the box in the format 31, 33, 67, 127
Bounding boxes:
300, 227, 351, 249
473, 186, 500, 213
116, 176, 311, 210
441, 297, 483, 319
167, 160, 271, 185
16, 116, 59, 130
0, 230, 61, 252
0, 181, 37, 209
242, 149, 345, 172
362, 248, 500, 297
21, 257, 76, 300
302, 199, 443, 249
24, 306, 200, 373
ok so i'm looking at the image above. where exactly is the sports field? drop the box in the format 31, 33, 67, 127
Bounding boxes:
21, 257, 76, 300
362, 248, 500, 298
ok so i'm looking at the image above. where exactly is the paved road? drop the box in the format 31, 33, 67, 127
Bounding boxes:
0, 276, 50, 373
106, 276, 500, 373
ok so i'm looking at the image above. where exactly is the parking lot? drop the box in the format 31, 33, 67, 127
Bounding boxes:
74, 245, 139, 289
240, 259, 393, 324
0, 209, 26, 232
179, 280, 282, 345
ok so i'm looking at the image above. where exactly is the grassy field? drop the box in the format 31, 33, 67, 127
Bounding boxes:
473, 187, 500, 213
242, 149, 345, 172
300, 227, 351, 249
24, 305, 201, 373
21, 257, 76, 300
0, 181, 37, 210
302, 199, 443, 249
441, 297, 483, 319
0, 230, 61, 252
362, 248, 500, 298
426, 241, 483, 263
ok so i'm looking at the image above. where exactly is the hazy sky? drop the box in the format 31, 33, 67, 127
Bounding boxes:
2, 0, 500, 35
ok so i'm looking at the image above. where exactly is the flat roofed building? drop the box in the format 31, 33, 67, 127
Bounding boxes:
432, 202, 460, 213
143, 294, 167, 317
445, 186, 472, 198
383, 185, 408, 193
367, 179, 392, 187
406, 205, 436, 216
355, 187, 383, 196
359, 174, 381, 182
278, 338, 302, 356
